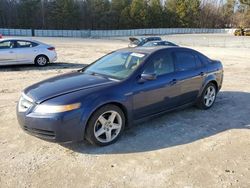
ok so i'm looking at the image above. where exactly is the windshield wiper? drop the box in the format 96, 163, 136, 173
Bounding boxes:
89, 71, 101, 76
87, 71, 108, 78
77, 64, 89, 73
87, 71, 120, 81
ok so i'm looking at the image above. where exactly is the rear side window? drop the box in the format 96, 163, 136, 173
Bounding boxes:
194, 54, 203, 67
174, 51, 197, 71
31, 42, 39, 47
16, 41, 37, 48
198, 53, 210, 65
143, 51, 174, 76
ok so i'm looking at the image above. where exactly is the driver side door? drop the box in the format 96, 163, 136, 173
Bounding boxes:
132, 50, 180, 120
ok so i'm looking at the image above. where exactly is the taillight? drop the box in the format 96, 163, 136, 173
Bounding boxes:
47, 47, 55, 51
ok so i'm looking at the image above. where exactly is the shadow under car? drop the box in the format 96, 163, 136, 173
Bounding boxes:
61, 91, 250, 154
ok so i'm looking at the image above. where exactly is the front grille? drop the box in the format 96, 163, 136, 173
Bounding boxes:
23, 126, 56, 139
18, 94, 34, 112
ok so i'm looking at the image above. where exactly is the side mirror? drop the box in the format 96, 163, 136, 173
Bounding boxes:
139, 73, 157, 83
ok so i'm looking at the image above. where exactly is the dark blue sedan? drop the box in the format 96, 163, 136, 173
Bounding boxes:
17, 46, 223, 146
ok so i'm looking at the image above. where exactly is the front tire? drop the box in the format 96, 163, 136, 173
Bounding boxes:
197, 83, 217, 110
85, 105, 125, 146
35, 55, 48, 66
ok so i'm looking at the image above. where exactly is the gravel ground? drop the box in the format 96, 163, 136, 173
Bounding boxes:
0, 35, 250, 188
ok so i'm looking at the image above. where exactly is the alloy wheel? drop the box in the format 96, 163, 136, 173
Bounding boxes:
94, 110, 122, 143
37, 56, 47, 66
204, 86, 216, 107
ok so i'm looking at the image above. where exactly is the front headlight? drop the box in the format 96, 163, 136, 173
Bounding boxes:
18, 93, 34, 112
34, 103, 81, 114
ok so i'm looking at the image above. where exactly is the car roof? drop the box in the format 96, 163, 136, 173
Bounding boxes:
1, 38, 28, 41
118, 46, 188, 54
0, 38, 52, 47
0, 38, 42, 44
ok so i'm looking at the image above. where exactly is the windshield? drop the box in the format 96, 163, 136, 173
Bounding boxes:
84, 51, 147, 80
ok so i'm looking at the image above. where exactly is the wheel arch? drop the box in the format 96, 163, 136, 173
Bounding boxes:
34, 54, 49, 64
85, 101, 129, 130
82, 101, 130, 142
209, 80, 218, 92
199, 77, 219, 98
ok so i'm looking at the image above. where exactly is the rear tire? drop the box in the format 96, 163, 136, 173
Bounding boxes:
35, 55, 48, 66
196, 83, 217, 110
85, 105, 125, 146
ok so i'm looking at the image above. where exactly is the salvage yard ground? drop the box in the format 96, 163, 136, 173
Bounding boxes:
0, 34, 250, 188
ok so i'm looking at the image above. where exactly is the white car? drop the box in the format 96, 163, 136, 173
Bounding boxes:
0, 38, 57, 66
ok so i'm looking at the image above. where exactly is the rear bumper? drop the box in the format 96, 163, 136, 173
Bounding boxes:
17, 108, 85, 143
49, 53, 57, 63
47, 51, 57, 63
50, 56, 57, 63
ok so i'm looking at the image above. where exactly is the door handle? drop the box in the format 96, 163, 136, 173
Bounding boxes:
170, 79, 177, 85
9, 51, 14, 53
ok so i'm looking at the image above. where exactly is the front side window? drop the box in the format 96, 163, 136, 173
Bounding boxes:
85, 51, 147, 80
143, 51, 174, 76
174, 51, 197, 71
0, 41, 15, 49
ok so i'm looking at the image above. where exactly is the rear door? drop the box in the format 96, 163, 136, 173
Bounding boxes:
173, 50, 206, 105
0, 40, 17, 65
15, 40, 38, 63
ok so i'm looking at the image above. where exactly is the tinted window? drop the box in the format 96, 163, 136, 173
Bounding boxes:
174, 51, 196, 71
16, 41, 35, 48
0, 41, 15, 49
194, 54, 202, 67
143, 51, 174, 76
147, 37, 161, 42
198, 53, 210, 65
31, 42, 38, 47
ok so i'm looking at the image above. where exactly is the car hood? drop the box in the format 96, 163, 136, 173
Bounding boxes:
24, 71, 115, 103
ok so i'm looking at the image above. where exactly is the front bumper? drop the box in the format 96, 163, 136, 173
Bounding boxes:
17, 108, 85, 143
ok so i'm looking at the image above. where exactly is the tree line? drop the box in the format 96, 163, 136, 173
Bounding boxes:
0, 0, 249, 30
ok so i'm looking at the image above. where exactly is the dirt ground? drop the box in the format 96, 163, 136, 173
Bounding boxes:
0, 35, 250, 188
